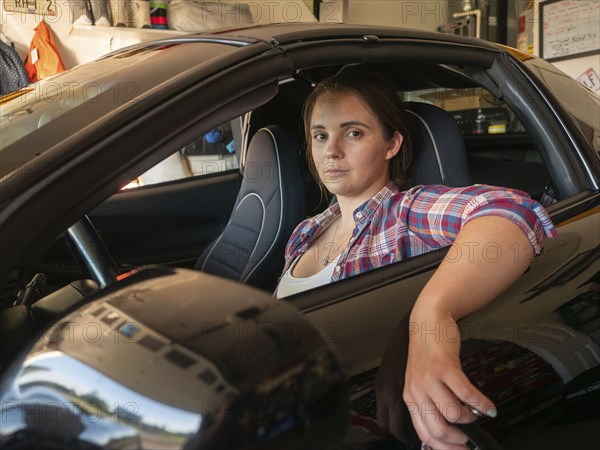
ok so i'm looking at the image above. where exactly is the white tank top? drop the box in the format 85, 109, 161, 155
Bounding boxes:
276, 255, 339, 298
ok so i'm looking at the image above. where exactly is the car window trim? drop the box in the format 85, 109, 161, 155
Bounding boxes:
495, 54, 599, 195
284, 37, 499, 70
288, 189, 600, 314
287, 247, 448, 313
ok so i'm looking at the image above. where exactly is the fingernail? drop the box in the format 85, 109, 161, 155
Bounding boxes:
486, 406, 497, 418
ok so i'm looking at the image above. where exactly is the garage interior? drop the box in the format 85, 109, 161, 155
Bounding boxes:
1, 1, 598, 88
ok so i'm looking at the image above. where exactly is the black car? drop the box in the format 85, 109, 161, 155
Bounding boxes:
1, 23, 599, 449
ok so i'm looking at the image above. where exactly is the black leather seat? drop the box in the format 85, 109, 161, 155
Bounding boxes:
195, 125, 305, 291
405, 101, 471, 187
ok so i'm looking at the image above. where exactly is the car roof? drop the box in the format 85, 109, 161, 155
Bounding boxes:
101, 22, 501, 56
207, 22, 499, 48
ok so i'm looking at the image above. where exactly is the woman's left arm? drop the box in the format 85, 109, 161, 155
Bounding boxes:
381, 215, 535, 450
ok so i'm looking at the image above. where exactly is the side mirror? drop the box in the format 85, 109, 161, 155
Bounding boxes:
0, 267, 349, 449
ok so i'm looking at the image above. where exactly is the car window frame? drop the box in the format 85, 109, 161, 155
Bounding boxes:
494, 53, 600, 197
0, 46, 290, 293
279, 46, 599, 308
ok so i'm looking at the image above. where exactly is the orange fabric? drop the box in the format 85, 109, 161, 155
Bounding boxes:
24, 21, 66, 82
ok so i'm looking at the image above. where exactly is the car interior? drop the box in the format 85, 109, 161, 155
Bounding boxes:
1, 57, 567, 374
27, 61, 556, 300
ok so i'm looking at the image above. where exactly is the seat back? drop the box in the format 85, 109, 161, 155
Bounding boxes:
405, 101, 471, 187
195, 125, 305, 291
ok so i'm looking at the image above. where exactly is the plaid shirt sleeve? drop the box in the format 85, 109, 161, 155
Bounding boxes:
405, 185, 557, 254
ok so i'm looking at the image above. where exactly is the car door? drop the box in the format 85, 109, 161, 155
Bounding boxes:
279, 39, 600, 449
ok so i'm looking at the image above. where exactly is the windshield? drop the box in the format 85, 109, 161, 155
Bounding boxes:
523, 57, 600, 159
0, 72, 139, 149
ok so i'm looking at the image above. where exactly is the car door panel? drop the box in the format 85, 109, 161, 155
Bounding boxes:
297, 195, 600, 449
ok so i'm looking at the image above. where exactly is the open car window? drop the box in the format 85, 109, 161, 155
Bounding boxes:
406, 86, 550, 203
285, 81, 556, 303
125, 117, 243, 189
182, 118, 242, 175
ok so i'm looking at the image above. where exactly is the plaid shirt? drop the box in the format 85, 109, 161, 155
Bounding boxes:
282, 182, 557, 283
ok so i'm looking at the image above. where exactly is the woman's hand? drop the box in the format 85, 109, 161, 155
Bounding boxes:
375, 307, 495, 450
377, 216, 535, 448
402, 304, 496, 449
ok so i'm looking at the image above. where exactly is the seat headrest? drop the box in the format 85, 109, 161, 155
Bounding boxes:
405, 101, 471, 187
241, 126, 298, 175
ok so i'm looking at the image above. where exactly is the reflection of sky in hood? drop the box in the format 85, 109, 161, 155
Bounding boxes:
20, 352, 201, 435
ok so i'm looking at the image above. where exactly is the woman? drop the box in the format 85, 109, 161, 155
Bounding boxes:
276, 66, 556, 449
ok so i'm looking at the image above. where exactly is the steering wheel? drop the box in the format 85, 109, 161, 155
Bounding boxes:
1, 216, 118, 365
64, 215, 120, 289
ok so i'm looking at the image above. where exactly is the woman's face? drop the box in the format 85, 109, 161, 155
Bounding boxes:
310, 91, 402, 203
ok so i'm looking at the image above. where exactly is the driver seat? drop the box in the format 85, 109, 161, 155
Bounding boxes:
195, 126, 305, 292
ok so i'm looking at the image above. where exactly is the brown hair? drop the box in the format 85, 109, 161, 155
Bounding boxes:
302, 65, 413, 189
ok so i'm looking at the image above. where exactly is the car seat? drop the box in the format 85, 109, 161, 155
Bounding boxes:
195, 125, 305, 292
405, 101, 471, 187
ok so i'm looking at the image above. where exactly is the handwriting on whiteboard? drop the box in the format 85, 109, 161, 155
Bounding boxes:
542, 0, 600, 60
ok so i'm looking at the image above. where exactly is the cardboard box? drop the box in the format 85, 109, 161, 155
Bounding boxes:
418, 88, 497, 112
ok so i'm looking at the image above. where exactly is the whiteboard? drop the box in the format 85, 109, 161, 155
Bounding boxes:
540, 0, 600, 61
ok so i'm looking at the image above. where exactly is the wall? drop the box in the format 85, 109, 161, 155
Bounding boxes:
2, 0, 597, 86
343, 0, 452, 32
0, 0, 316, 67
507, 0, 531, 50
339, 0, 599, 87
